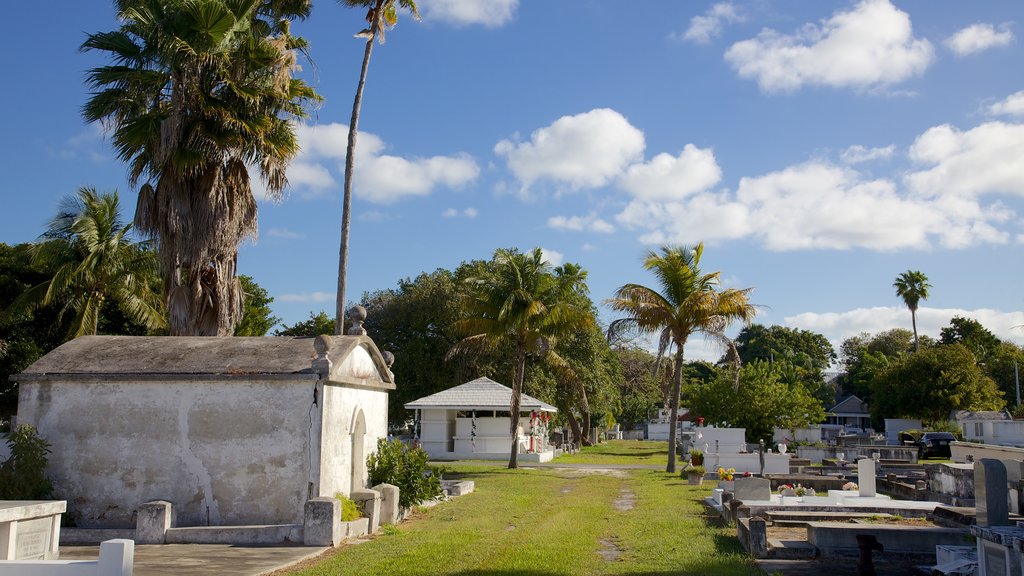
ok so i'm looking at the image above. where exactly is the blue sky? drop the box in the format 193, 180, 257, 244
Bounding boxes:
3, 1, 1024, 360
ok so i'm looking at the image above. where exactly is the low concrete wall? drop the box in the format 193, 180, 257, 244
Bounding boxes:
951, 441, 1024, 463
797, 445, 918, 464
807, 522, 970, 556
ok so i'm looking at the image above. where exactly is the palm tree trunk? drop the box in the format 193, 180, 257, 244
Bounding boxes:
335, 0, 384, 336
911, 309, 920, 352
578, 381, 593, 446
509, 348, 525, 469
666, 343, 685, 474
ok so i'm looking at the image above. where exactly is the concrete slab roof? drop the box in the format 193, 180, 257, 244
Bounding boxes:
405, 377, 557, 412
13, 335, 394, 388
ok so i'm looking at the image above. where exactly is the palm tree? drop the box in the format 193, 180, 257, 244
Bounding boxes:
894, 270, 931, 352
335, 0, 419, 335
449, 248, 593, 468
8, 188, 164, 338
81, 0, 319, 335
606, 244, 756, 473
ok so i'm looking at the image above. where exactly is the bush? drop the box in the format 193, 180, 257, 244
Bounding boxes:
334, 493, 362, 521
0, 424, 53, 499
367, 438, 445, 508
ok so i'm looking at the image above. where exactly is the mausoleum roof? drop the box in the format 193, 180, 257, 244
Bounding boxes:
13, 335, 394, 389
405, 377, 557, 412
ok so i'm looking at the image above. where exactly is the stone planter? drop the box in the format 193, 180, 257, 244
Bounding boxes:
341, 517, 369, 539
687, 473, 704, 486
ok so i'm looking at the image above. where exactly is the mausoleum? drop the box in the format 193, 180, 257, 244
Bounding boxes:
405, 377, 557, 462
13, 332, 394, 529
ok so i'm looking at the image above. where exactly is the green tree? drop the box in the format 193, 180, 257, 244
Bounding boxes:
82, 0, 319, 336
233, 275, 280, 336
606, 243, 757, 473
893, 270, 931, 352
940, 316, 1001, 362
732, 324, 837, 404
449, 248, 593, 468
689, 361, 825, 445
9, 188, 164, 338
275, 311, 336, 337
335, 0, 419, 335
871, 344, 1004, 422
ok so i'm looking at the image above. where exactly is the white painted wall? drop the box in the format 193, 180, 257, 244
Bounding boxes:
317, 383, 389, 498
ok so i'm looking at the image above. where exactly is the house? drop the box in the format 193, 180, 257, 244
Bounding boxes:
13, 333, 394, 529
825, 395, 871, 433
404, 377, 557, 462
952, 409, 1019, 445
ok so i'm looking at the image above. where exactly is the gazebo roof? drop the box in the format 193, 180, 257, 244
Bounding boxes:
405, 377, 557, 412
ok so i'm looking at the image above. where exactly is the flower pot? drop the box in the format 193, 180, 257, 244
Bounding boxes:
687, 473, 704, 486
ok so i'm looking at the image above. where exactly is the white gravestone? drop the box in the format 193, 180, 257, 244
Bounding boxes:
858, 458, 876, 497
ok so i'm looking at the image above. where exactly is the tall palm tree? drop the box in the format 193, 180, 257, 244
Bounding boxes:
449, 248, 593, 468
81, 0, 319, 335
606, 244, 756, 473
8, 187, 164, 338
335, 0, 419, 335
893, 270, 931, 352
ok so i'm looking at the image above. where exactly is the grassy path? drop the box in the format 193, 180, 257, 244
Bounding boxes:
283, 442, 758, 576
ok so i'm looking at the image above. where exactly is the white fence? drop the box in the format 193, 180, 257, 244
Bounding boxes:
0, 539, 133, 576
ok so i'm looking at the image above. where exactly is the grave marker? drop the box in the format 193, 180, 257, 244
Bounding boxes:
733, 477, 771, 502
975, 458, 1009, 527
858, 458, 876, 497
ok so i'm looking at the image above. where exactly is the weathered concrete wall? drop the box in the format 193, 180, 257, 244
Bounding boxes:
17, 379, 313, 528
951, 441, 1024, 463
317, 381, 389, 499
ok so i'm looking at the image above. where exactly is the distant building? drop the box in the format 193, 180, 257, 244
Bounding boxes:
952, 409, 1018, 445
826, 395, 871, 433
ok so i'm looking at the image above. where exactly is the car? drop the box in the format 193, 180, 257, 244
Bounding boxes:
916, 431, 956, 459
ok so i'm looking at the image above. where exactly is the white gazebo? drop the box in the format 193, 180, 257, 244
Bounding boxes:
405, 377, 558, 462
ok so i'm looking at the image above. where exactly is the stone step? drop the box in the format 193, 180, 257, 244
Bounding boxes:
768, 539, 817, 559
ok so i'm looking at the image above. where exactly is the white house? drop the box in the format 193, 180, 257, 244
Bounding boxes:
13, 333, 394, 529
405, 377, 557, 462
953, 409, 1020, 446
826, 395, 871, 433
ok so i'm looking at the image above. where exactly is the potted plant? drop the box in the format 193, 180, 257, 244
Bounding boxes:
689, 449, 704, 466
717, 466, 736, 491
684, 465, 705, 486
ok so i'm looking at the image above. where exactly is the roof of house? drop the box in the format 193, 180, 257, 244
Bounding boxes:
950, 409, 1013, 422
13, 335, 395, 389
828, 395, 869, 415
405, 377, 557, 412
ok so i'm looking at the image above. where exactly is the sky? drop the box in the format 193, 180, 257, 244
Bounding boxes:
2, 0, 1024, 361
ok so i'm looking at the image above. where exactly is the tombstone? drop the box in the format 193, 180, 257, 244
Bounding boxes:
373, 483, 400, 526
350, 488, 382, 533
858, 457, 877, 497
975, 458, 1009, 527
747, 516, 769, 558
733, 476, 772, 502
136, 500, 173, 545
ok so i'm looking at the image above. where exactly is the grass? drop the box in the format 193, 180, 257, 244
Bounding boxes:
552, 440, 670, 466
281, 441, 758, 576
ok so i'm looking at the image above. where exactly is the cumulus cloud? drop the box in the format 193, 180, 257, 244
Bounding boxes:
547, 214, 616, 234
724, 0, 933, 92
840, 144, 896, 164
906, 121, 1024, 199
677, 2, 743, 44
618, 144, 723, 200
945, 23, 1014, 56
540, 248, 564, 266
422, 0, 518, 28
278, 291, 335, 303
275, 123, 480, 204
786, 306, 1024, 350
495, 108, 645, 193
990, 91, 1024, 117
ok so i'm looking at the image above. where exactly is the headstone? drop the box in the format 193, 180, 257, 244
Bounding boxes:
303, 497, 341, 547
350, 488, 382, 533
733, 477, 771, 502
975, 458, 1010, 527
136, 500, 173, 544
858, 458, 877, 497
373, 483, 400, 526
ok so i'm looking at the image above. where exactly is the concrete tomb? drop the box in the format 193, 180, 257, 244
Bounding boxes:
0, 501, 65, 560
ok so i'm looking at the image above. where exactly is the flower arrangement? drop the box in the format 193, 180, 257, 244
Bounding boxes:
842, 481, 859, 491
778, 483, 813, 497
742, 471, 752, 478
717, 467, 736, 481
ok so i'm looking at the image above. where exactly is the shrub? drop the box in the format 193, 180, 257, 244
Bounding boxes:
0, 424, 54, 499
334, 493, 362, 521
367, 438, 445, 508
689, 449, 704, 466
682, 465, 705, 478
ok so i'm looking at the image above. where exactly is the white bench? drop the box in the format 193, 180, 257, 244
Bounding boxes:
0, 539, 133, 576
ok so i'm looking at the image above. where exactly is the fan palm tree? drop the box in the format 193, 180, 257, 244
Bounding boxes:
894, 270, 931, 352
81, 0, 319, 335
335, 0, 419, 335
606, 244, 756, 473
8, 187, 164, 338
449, 248, 594, 468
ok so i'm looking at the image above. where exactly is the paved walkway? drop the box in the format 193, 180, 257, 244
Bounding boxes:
59, 543, 329, 576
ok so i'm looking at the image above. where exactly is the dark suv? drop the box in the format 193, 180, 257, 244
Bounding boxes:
916, 432, 955, 459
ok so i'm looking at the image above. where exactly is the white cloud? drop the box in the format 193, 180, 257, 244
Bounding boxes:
278, 291, 335, 303
724, 0, 933, 92
547, 214, 616, 234
276, 123, 479, 204
422, 0, 518, 28
495, 109, 645, 193
540, 248, 564, 267
442, 207, 478, 218
266, 228, 305, 240
52, 124, 107, 162
840, 144, 895, 164
677, 2, 743, 44
786, 306, 1024, 350
906, 121, 1024, 199
464, 207, 479, 218
990, 91, 1024, 118
618, 144, 723, 200
945, 23, 1014, 56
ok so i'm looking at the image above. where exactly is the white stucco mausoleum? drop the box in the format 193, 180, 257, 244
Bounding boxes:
405, 377, 557, 462
13, 332, 394, 530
